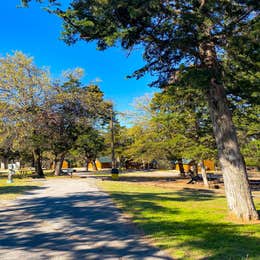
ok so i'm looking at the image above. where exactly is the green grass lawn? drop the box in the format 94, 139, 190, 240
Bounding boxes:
99, 180, 260, 260
0, 179, 43, 200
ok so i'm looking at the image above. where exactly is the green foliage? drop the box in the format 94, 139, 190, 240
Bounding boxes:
223, 17, 260, 103
23, 0, 259, 92
73, 127, 105, 162
22, 0, 259, 167
233, 102, 260, 167
0, 51, 51, 170
123, 87, 216, 165
0, 51, 111, 172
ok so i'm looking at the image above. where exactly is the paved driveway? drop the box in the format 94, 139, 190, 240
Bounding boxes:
0, 178, 171, 260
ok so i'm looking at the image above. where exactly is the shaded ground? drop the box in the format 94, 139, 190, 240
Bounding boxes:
81, 170, 260, 197
0, 178, 171, 260
0, 179, 44, 201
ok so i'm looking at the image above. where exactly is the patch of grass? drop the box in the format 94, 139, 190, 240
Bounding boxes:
99, 181, 260, 260
0, 179, 43, 200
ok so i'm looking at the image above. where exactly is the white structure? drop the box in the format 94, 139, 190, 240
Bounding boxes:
0, 161, 20, 170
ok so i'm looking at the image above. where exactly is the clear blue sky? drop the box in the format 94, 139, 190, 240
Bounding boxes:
0, 0, 156, 111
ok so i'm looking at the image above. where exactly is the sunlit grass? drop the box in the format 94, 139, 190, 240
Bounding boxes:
100, 181, 260, 260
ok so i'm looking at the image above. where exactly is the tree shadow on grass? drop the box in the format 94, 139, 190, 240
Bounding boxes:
110, 188, 220, 205
0, 185, 44, 196
139, 218, 260, 259
88, 174, 178, 183
108, 189, 259, 259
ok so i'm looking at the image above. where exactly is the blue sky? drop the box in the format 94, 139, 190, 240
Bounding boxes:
0, 0, 156, 111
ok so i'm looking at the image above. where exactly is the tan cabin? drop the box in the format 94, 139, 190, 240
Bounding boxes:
176, 159, 215, 173
88, 156, 112, 171
51, 160, 69, 170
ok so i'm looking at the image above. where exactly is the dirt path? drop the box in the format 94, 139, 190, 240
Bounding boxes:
0, 178, 171, 260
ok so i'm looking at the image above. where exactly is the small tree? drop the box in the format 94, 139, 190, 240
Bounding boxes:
45, 72, 110, 175
74, 128, 105, 171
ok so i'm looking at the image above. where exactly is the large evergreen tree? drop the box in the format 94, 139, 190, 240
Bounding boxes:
23, 0, 259, 220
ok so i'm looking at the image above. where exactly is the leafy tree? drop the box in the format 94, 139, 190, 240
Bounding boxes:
22, 0, 259, 220
0, 53, 110, 176
117, 95, 167, 169
0, 116, 15, 169
44, 72, 109, 175
0, 52, 51, 177
72, 127, 105, 171
151, 86, 216, 186
100, 122, 129, 169
233, 102, 260, 168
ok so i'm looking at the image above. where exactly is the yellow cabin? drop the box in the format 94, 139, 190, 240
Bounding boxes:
61, 160, 69, 169
88, 156, 112, 171
175, 159, 215, 172
51, 160, 69, 170
198, 159, 215, 172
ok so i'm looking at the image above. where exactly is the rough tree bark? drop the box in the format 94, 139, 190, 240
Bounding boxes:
91, 160, 98, 171
54, 153, 65, 176
31, 153, 35, 168
3, 157, 8, 169
177, 159, 185, 177
199, 35, 259, 220
85, 157, 89, 172
193, 163, 199, 176
33, 148, 44, 177
200, 160, 209, 188
207, 81, 258, 220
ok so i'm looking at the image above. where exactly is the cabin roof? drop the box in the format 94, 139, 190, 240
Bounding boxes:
98, 156, 112, 163
174, 159, 194, 165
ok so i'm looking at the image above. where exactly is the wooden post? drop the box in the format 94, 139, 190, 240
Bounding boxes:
110, 106, 116, 169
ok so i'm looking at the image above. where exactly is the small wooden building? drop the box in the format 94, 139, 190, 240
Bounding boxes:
198, 159, 215, 172
51, 160, 69, 170
88, 156, 112, 171
176, 159, 215, 173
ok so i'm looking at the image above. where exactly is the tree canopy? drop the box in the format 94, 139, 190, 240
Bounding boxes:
0, 51, 111, 176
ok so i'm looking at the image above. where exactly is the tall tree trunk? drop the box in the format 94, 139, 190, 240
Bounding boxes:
33, 148, 44, 177
32, 152, 35, 168
199, 36, 258, 221
194, 163, 199, 176
110, 107, 117, 169
200, 160, 209, 188
117, 156, 121, 170
54, 153, 65, 176
85, 157, 89, 172
3, 157, 8, 169
207, 80, 258, 221
92, 160, 98, 171
177, 159, 185, 177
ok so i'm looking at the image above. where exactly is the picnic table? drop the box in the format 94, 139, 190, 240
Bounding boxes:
187, 172, 222, 184
61, 168, 76, 177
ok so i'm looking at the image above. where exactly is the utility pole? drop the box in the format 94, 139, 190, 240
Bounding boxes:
110, 105, 117, 172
